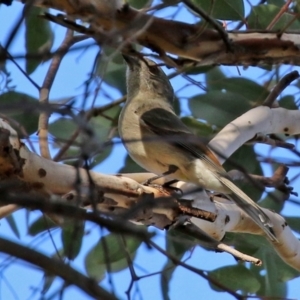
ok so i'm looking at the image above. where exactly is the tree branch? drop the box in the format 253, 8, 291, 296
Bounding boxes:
0, 104, 300, 269
263, 70, 299, 107
25, 2, 300, 66
0, 237, 118, 300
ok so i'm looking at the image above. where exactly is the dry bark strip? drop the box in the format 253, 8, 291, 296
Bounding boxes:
22, 0, 300, 66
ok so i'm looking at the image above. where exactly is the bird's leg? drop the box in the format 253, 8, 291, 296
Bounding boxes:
142, 165, 183, 195
142, 165, 178, 184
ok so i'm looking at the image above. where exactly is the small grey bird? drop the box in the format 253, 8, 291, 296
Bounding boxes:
118, 54, 277, 242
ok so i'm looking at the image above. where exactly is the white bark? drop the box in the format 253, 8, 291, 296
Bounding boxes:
0, 106, 300, 269
209, 107, 300, 163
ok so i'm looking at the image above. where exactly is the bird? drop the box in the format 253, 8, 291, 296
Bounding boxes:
118, 54, 277, 242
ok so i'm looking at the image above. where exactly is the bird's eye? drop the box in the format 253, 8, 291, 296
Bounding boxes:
148, 65, 160, 75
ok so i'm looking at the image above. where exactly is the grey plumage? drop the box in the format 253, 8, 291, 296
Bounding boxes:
119, 55, 277, 242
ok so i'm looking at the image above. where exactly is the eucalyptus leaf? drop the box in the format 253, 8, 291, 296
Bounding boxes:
0, 91, 39, 135
42, 249, 64, 294
5, 215, 20, 239
259, 190, 285, 213
208, 265, 260, 293
118, 154, 145, 173
128, 0, 151, 9
189, 90, 251, 128
205, 67, 226, 90
28, 215, 57, 236
250, 245, 299, 297
224, 145, 263, 201
248, 4, 300, 30
181, 116, 216, 138
90, 144, 113, 168
280, 95, 297, 110
207, 76, 269, 104
191, 0, 244, 20
25, 7, 53, 74
49, 118, 78, 144
49, 106, 119, 160
224, 233, 300, 288
61, 221, 85, 260
96, 51, 127, 94
161, 230, 194, 300
85, 233, 142, 281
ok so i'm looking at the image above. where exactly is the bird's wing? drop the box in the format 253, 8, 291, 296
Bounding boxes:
141, 108, 225, 171
141, 108, 277, 242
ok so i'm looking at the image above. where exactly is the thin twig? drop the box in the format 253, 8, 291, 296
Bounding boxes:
178, 224, 262, 265
2, 48, 40, 90
0, 237, 118, 300
263, 70, 299, 107
53, 96, 126, 162
266, 0, 293, 30
217, 243, 262, 266
0, 204, 19, 219
181, 0, 232, 52
0, 190, 152, 241
148, 240, 243, 300
247, 133, 295, 149
4, 0, 35, 50
38, 29, 75, 159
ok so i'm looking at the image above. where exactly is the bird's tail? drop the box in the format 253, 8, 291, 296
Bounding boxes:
218, 176, 278, 242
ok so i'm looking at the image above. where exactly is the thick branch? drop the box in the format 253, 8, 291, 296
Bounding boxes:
209, 107, 300, 164
25, 1, 300, 66
1, 104, 300, 269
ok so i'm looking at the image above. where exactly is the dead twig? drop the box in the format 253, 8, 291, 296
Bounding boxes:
263, 70, 299, 107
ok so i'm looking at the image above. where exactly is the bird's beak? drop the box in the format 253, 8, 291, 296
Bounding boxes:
122, 54, 139, 69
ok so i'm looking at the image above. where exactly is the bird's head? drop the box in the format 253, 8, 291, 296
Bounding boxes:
123, 55, 174, 104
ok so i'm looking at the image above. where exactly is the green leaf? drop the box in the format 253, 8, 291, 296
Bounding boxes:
118, 154, 145, 173
250, 244, 299, 297
259, 190, 285, 213
61, 221, 85, 260
284, 216, 300, 234
49, 118, 77, 143
161, 230, 194, 300
49, 106, 119, 160
96, 50, 127, 94
191, 0, 244, 20
25, 7, 53, 74
248, 4, 300, 30
181, 116, 216, 138
189, 90, 251, 128
0, 91, 39, 135
205, 67, 226, 90
207, 76, 269, 104
128, 0, 151, 9
85, 233, 142, 281
5, 215, 20, 239
224, 145, 263, 201
224, 233, 300, 291
280, 95, 297, 110
208, 264, 260, 293
190, 74, 269, 128
185, 65, 214, 75
223, 232, 261, 257
28, 215, 57, 236
90, 144, 113, 168
267, 0, 285, 6
42, 273, 56, 295
91, 106, 120, 143
42, 248, 64, 294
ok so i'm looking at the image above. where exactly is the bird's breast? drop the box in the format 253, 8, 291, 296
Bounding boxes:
118, 105, 188, 179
